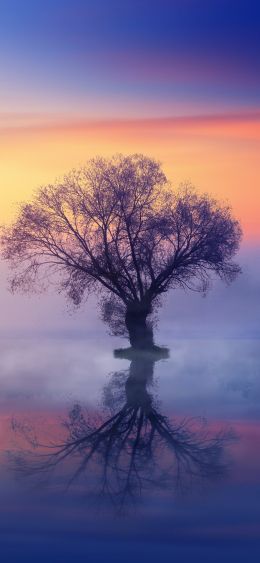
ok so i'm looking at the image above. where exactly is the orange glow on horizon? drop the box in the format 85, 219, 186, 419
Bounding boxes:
1, 113, 259, 240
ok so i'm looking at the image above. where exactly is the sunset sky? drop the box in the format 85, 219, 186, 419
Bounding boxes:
1, 0, 259, 240
1, 7, 260, 557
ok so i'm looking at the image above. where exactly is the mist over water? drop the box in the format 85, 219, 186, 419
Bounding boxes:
0, 242, 259, 562
1, 0, 259, 559
0, 337, 260, 561
0, 244, 259, 339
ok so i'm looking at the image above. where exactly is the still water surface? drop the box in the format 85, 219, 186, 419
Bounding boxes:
0, 334, 259, 561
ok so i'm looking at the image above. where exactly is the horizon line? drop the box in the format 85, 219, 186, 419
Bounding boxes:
1, 109, 260, 131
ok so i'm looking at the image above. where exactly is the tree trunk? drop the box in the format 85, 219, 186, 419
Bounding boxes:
125, 302, 154, 350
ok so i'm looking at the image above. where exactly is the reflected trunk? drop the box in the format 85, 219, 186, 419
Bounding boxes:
9, 346, 234, 513
125, 355, 154, 410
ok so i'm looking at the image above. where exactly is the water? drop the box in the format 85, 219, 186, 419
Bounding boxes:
0, 334, 259, 561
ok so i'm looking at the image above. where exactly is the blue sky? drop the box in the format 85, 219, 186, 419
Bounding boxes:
1, 0, 259, 116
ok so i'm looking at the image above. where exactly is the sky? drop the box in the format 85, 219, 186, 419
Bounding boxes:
1, 6, 260, 559
0, 0, 259, 333
0, 0, 259, 238
1, 0, 260, 116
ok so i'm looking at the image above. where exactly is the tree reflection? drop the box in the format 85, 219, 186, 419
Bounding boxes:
9, 348, 235, 511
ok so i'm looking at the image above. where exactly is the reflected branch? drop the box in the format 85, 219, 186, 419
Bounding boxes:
8, 351, 236, 511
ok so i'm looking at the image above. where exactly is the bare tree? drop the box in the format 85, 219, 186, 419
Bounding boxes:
1, 154, 242, 348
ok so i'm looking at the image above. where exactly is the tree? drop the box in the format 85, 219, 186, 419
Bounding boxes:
1, 154, 242, 349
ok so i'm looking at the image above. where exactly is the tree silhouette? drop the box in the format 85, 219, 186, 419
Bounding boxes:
1, 154, 242, 348
9, 351, 235, 512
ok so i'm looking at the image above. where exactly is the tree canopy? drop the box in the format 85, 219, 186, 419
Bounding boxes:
1, 154, 242, 343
